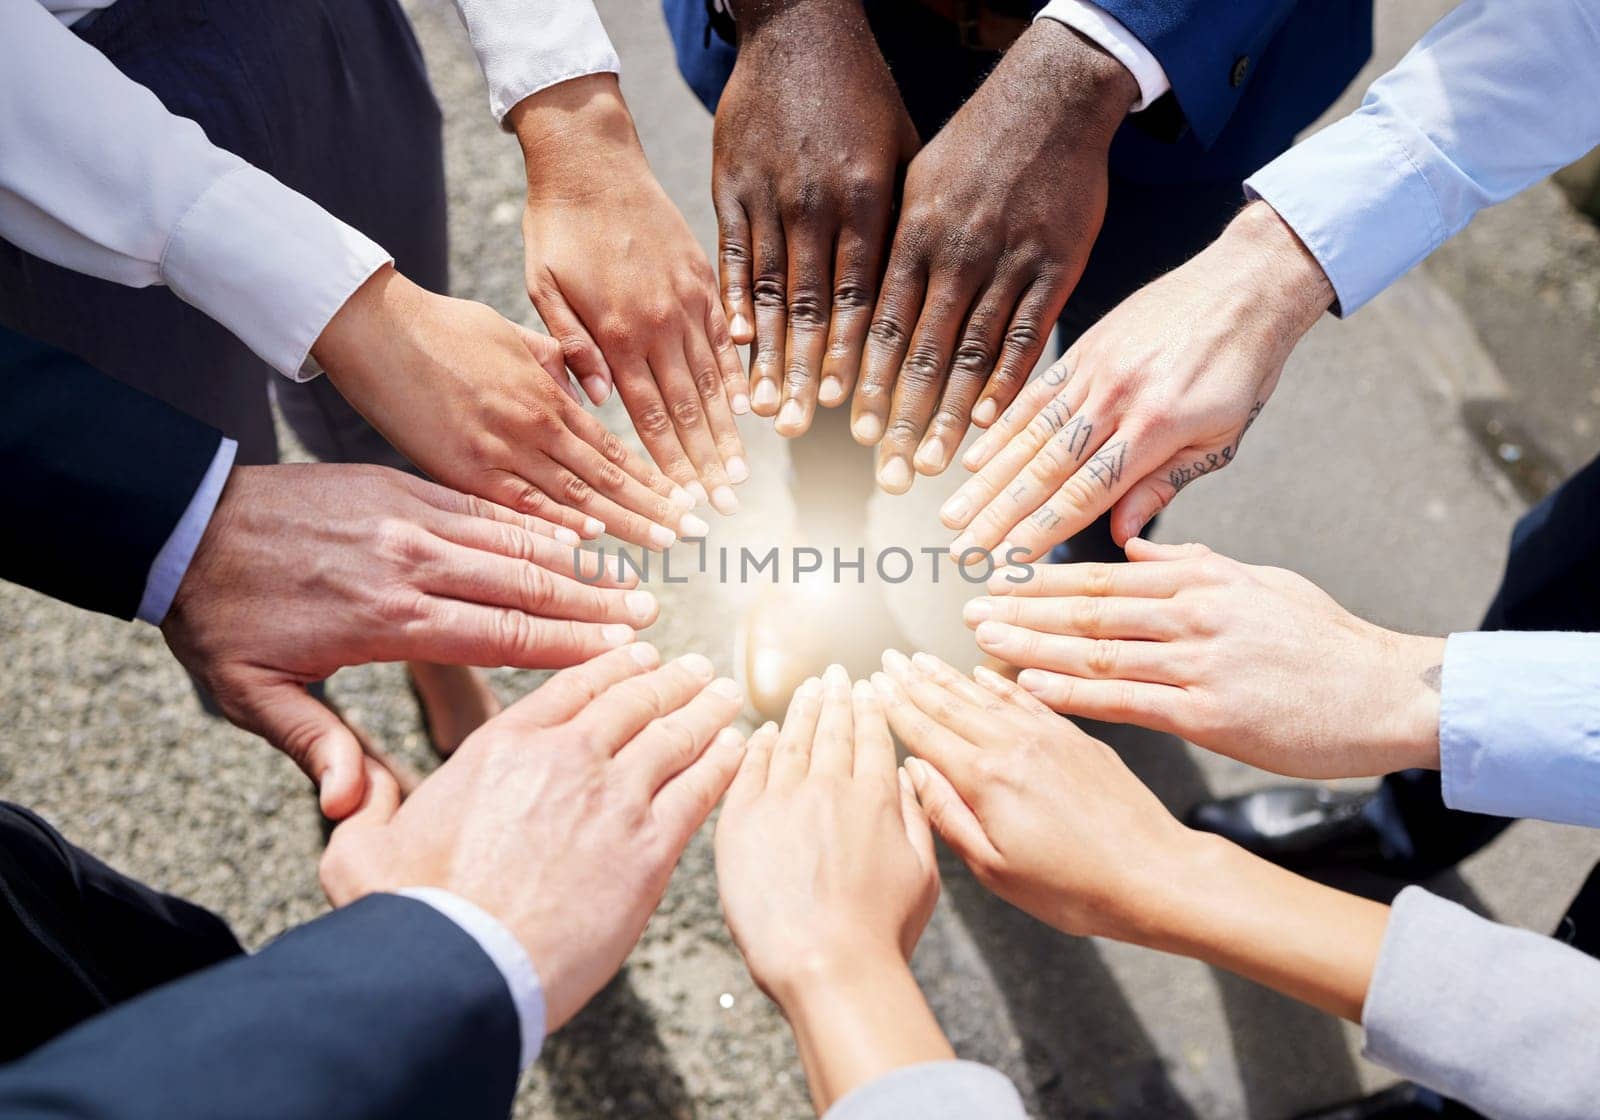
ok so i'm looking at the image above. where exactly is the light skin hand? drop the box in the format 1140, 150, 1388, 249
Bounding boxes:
965, 539, 1445, 777
858, 20, 1136, 494
510, 74, 748, 512
315, 265, 706, 549
160, 464, 659, 819
943, 201, 1334, 560
884, 651, 1389, 1024
716, 665, 948, 1113
717, 0, 919, 438
321, 644, 749, 1031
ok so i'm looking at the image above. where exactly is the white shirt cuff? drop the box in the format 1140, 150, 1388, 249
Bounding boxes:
396, 887, 546, 1070
1034, 1, 1171, 113
452, 0, 621, 125
136, 437, 236, 626
161, 165, 392, 381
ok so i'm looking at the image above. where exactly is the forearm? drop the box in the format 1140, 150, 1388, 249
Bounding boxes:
774, 950, 955, 1114
1136, 832, 1388, 1023
506, 73, 643, 195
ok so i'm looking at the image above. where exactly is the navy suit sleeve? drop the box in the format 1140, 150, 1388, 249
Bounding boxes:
1094, 0, 1306, 148
0, 894, 522, 1120
0, 325, 222, 620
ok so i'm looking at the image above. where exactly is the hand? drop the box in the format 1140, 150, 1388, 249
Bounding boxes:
320, 644, 748, 1032
510, 74, 749, 511
883, 650, 1387, 1023
873, 650, 1184, 942
942, 202, 1333, 560
715, 664, 948, 1113
965, 539, 1445, 778
161, 463, 660, 819
715, 0, 919, 436
857, 20, 1137, 493
315, 264, 704, 550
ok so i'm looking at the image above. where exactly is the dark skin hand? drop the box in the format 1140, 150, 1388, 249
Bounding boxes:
856, 18, 1138, 494
716, 0, 920, 437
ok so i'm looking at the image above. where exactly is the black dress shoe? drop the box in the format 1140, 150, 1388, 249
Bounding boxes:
1185, 786, 1387, 869
1294, 1082, 1483, 1119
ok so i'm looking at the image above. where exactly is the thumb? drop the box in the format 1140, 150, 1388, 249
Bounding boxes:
904, 757, 1001, 872
1109, 472, 1178, 547
513, 322, 581, 403
530, 286, 613, 405
330, 756, 402, 840
245, 680, 368, 820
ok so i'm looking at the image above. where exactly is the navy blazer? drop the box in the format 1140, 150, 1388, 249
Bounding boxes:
0, 325, 223, 620
0, 893, 521, 1119
663, 0, 1373, 184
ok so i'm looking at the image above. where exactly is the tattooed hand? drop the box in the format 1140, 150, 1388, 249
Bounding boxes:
939, 202, 1333, 561
964, 539, 1446, 778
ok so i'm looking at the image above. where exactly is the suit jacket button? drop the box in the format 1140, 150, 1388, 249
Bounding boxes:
1230, 55, 1250, 87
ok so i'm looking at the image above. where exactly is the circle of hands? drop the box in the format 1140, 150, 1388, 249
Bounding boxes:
157, 38, 1426, 1084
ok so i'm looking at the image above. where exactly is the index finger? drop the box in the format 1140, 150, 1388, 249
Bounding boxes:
987, 559, 1185, 600
495, 643, 661, 730
871, 670, 981, 793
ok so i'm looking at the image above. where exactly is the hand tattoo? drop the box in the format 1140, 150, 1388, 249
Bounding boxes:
1421, 664, 1442, 693
1083, 441, 1127, 491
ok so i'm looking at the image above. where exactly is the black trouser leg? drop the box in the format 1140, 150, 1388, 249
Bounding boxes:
0, 803, 242, 1063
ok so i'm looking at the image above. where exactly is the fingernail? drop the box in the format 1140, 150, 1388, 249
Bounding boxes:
731, 391, 751, 415
963, 598, 992, 624
972, 397, 998, 426
948, 531, 976, 559
975, 620, 1008, 647
686, 480, 709, 506
554, 526, 581, 547
941, 494, 971, 526
680, 652, 715, 678
914, 436, 946, 473
879, 456, 912, 493
670, 486, 696, 510
602, 623, 635, 646
905, 757, 928, 788
582, 516, 605, 537
853, 413, 884, 444
881, 648, 911, 675
972, 664, 1005, 688
581, 375, 611, 404
819, 375, 844, 405
710, 485, 739, 515
870, 672, 898, 699
649, 524, 678, 549
898, 767, 916, 796
963, 438, 989, 471
752, 380, 780, 411
1017, 669, 1048, 693
851, 678, 875, 702
823, 663, 849, 693
714, 726, 747, 752
681, 512, 711, 538
628, 642, 660, 666
776, 399, 805, 434
910, 651, 940, 674
625, 590, 657, 622
730, 312, 752, 337
710, 677, 744, 701
725, 456, 750, 484
797, 676, 822, 699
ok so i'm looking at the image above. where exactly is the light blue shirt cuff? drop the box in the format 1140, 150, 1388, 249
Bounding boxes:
135, 437, 237, 625
1439, 631, 1600, 828
396, 887, 546, 1071
1243, 111, 1441, 318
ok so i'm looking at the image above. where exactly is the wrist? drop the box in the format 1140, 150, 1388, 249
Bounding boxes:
1369, 631, 1447, 772
312, 263, 422, 397
730, 0, 865, 40
1016, 18, 1139, 143
507, 73, 647, 195
1222, 201, 1335, 338
762, 938, 906, 1014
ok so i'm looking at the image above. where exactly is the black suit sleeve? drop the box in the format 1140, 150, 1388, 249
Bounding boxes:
0, 325, 223, 620
0, 893, 522, 1119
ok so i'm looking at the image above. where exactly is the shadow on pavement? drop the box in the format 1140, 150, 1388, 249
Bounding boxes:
542, 968, 694, 1120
